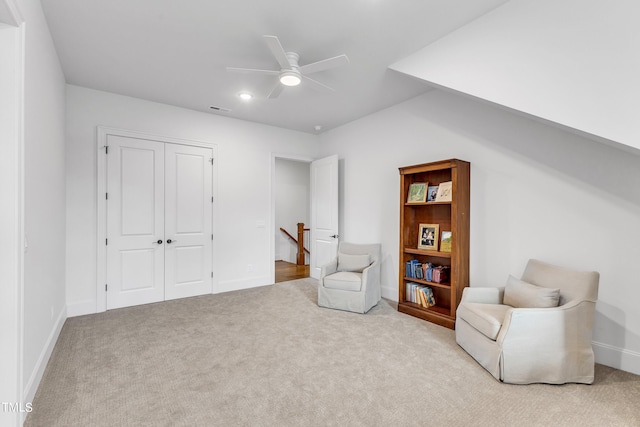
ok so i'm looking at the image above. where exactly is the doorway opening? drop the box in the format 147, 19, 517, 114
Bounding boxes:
274, 157, 311, 283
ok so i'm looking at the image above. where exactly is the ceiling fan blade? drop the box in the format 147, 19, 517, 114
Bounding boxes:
263, 35, 291, 69
300, 54, 349, 75
226, 67, 280, 76
302, 75, 335, 92
267, 82, 284, 99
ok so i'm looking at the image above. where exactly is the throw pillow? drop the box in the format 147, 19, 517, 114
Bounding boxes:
503, 275, 560, 308
337, 253, 371, 273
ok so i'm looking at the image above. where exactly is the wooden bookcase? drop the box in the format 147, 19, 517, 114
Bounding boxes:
397, 159, 470, 329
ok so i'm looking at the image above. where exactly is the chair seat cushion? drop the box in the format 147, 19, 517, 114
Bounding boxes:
323, 272, 363, 291
457, 303, 512, 340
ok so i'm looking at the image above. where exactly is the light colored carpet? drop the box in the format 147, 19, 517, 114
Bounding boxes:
26, 279, 640, 426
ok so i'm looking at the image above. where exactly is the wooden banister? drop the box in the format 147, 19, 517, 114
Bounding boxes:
279, 223, 310, 265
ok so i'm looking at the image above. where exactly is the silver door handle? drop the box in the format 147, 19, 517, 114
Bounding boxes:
330, 234, 339, 239
167, 239, 175, 244
153, 240, 163, 244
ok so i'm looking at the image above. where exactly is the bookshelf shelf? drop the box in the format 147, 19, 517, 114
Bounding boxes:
398, 159, 470, 330
402, 277, 450, 290
404, 248, 451, 259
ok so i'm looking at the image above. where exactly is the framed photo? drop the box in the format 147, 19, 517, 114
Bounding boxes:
440, 231, 452, 253
407, 183, 427, 204
427, 185, 439, 202
418, 223, 439, 251
434, 181, 452, 202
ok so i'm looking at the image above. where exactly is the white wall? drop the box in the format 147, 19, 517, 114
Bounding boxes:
390, 0, 640, 152
275, 158, 310, 264
0, 17, 24, 427
65, 85, 318, 315
18, 0, 67, 416
0, 0, 66, 424
319, 90, 640, 375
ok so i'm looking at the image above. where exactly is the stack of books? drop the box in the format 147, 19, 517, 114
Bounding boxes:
405, 282, 436, 308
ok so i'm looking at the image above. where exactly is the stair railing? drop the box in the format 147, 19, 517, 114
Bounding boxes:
279, 222, 310, 265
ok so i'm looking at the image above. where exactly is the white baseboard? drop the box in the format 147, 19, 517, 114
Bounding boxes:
22, 305, 67, 415
66, 299, 96, 317
593, 341, 640, 376
216, 275, 272, 294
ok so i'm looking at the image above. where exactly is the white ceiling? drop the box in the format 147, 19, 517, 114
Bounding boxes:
40, 0, 508, 134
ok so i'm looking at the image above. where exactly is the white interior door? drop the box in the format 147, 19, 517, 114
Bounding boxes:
164, 144, 213, 300
106, 136, 165, 309
310, 155, 339, 279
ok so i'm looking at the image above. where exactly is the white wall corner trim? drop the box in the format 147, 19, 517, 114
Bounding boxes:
22, 306, 66, 409
95, 126, 218, 313
593, 341, 640, 376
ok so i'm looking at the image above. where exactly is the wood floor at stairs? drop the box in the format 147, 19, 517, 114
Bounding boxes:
275, 261, 310, 283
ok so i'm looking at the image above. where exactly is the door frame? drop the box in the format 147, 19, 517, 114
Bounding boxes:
0, 3, 25, 426
269, 153, 314, 284
96, 126, 218, 313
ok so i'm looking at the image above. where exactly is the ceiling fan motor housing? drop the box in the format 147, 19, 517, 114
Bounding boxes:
280, 52, 301, 86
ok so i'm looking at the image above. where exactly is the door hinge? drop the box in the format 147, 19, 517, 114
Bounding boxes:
209, 157, 214, 164
211, 272, 213, 278
105, 238, 108, 245
105, 146, 109, 154
105, 284, 108, 291
105, 192, 108, 200
211, 196, 214, 203
211, 234, 213, 240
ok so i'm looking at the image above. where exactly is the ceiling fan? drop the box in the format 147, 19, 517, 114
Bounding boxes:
226, 35, 349, 99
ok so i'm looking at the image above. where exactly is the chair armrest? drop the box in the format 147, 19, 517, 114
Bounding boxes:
320, 258, 338, 280
361, 260, 380, 290
460, 287, 504, 304
497, 299, 594, 348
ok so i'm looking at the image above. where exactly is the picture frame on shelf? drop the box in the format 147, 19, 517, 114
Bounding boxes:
440, 231, 452, 253
407, 182, 427, 204
434, 181, 452, 202
418, 223, 439, 251
427, 185, 439, 202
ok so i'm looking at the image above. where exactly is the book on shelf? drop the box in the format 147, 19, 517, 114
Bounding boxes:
405, 282, 436, 308
434, 181, 452, 202
419, 287, 436, 307
427, 185, 439, 202
406, 260, 447, 283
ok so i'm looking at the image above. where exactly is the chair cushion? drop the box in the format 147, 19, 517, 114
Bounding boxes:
337, 253, 370, 273
323, 272, 363, 291
503, 275, 560, 308
457, 303, 512, 340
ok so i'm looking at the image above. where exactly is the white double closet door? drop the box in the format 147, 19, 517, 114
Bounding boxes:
106, 136, 213, 310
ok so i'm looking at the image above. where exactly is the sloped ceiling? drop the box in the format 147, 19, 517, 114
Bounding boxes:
39, 0, 508, 134
390, 0, 640, 153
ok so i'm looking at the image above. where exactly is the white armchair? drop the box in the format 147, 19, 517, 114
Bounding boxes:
455, 259, 599, 384
318, 242, 381, 314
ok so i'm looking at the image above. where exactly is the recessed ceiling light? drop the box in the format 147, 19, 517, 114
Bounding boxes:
238, 92, 253, 101
279, 71, 301, 87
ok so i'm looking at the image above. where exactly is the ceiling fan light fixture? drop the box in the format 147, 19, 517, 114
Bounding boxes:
279, 71, 301, 87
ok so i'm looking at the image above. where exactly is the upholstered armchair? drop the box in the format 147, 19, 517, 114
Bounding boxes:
455, 259, 599, 384
318, 242, 381, 314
